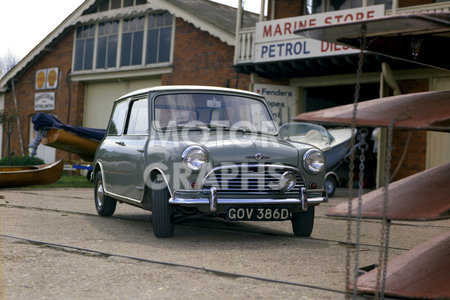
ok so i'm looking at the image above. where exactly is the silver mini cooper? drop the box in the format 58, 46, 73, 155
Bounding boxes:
93, 86, 327, 237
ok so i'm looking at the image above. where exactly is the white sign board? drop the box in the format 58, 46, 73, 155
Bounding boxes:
35, 92, 55, 111
254, 84, 297, 126
254, 5, 384, 63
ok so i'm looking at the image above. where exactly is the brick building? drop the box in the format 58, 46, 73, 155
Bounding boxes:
0, 0, 448, 189
233, 0, 449, 187
0, 0, 257, 163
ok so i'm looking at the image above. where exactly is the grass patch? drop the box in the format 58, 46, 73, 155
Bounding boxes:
29, 172, 93, 189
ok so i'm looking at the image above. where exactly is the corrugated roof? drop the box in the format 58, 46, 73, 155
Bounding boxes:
165, 0, 258, 35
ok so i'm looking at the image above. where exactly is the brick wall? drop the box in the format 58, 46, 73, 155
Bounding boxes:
390, 79, 429, 181
269, 0, 303, 19
2, 30, 85, 161
162, 18, 250, 90
399, 0, 433, 8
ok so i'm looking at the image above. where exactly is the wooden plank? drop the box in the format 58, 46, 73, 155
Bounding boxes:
354, 231, 450, 299
293, 90, 450, 132
326, 163, 450, 220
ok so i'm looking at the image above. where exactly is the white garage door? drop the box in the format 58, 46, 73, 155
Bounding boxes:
83, 78, 161, 129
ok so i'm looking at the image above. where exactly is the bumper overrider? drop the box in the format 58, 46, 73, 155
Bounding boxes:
169, 187, 328, 215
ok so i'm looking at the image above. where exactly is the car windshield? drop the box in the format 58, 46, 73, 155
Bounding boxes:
279, 123, 332, 144
154, 93, 278, 135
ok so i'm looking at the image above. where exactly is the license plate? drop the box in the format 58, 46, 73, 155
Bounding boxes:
227, 207, 290, 221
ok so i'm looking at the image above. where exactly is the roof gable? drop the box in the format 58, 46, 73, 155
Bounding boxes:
1, 0, 259, 90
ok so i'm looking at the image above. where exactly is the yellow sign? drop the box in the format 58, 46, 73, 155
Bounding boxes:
35, 67, 59, 90
36, 70, 46, 90
47, 69, 57, 88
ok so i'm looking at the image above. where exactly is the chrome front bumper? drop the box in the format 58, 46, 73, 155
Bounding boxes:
169, 187, 328, 214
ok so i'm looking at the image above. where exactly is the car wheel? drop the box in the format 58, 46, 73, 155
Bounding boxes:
325, 176, 337, 198
94, 172, 116, 216
291, 206, 315, 237
151, 175, 174, 238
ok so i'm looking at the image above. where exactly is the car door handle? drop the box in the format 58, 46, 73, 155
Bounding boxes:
115, 141, 126, 146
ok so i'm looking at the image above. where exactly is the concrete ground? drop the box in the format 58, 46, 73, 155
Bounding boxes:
0, 188, 448, 299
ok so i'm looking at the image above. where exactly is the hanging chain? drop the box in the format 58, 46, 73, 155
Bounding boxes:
374, 119, 395, 299
345, 23, 367, 299
374, 110, 410, 299
352, 128, 369, 299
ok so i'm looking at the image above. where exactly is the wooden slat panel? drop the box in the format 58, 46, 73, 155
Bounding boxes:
293, 90, 450, 132
354, 231, 450, 299
326, 163, 450, 220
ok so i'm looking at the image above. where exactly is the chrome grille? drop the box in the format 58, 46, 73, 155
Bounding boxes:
202, 165, 305, 196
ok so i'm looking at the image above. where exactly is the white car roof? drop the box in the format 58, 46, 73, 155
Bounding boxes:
118, 85, 261, 100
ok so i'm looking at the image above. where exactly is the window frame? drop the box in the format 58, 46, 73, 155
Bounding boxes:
72, 11, 175, 74
107, 98, 130, 136
125, 97, 149, 136
304, 0, 392, 14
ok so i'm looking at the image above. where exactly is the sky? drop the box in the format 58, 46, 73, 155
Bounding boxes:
0, 0, 263, 61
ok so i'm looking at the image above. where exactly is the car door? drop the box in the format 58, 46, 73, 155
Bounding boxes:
120, 97, 149, 200
101, 98, 130, 197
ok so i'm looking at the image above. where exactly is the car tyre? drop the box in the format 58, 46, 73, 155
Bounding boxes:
151, 175, 174, 238
94, 172, 116, 216
291, 206, 315, 237
325, 176, 337, 197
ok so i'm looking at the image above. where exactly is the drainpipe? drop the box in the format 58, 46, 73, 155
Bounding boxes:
234, 0, 243, 65
11, 80, 24, 156
271, 0, 276, 20
260, 0, 265, 22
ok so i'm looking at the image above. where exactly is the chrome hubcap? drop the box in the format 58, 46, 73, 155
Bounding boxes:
325, 180, 333, 193
96, 182, 104, 207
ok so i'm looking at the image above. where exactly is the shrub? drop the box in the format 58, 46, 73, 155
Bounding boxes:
0, 155, 45, 166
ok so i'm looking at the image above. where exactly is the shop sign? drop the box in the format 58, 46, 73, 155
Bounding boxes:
35, 92, 55, 111
254, 5, 384, 63
35, 67, 59, 90
254, 84, 297, 126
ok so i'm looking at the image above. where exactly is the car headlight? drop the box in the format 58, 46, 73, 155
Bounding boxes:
182, 146, 207, 171
303, 149, 325, 174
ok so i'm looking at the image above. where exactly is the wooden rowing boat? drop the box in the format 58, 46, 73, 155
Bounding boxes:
30, 113, 105, 162
0, 159, 64, 188
42, 128, 99, 161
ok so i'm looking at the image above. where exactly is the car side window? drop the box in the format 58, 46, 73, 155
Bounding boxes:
107, 100, 128, 135
126, 98, 148, 135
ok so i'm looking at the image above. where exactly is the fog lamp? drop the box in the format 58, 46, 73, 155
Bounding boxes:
279, 172, 296, 192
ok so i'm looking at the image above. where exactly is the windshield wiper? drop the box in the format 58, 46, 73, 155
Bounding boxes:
207, 124, 248, 134
161, 124, 208, 131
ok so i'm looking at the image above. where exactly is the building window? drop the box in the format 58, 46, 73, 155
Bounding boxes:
73, 11, 173, 73
369, 0, 392, 9
99, 0, 109, 12
92, 0, 147, 12
96, 21, 119, 69
305, 0, 391, 14
111, 0, 121, 9
146, 12, 172, 64
74, 25, 95, 71
121, 16, 145, 66
124, 0, 134, 7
